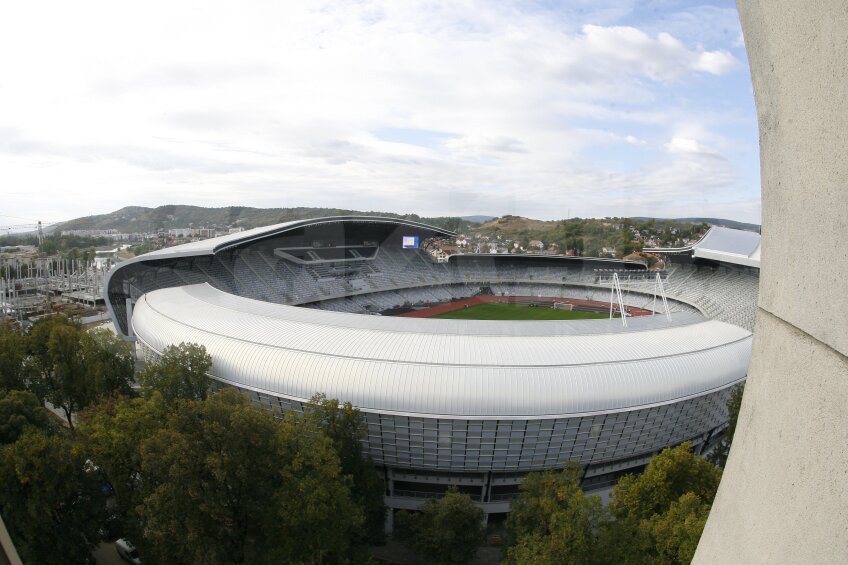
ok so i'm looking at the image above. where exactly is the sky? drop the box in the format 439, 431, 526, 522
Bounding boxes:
0, 0, 760, 229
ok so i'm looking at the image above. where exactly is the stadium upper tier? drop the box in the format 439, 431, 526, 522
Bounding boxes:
106, 218, 760, 336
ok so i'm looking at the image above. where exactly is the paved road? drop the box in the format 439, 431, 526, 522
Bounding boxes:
93, 542, 125, 565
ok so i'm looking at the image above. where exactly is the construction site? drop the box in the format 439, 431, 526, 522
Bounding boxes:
1, 222, 111, 328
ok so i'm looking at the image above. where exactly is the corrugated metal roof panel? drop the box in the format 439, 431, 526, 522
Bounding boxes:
695, 226, 761, 256
131, 284, 751, 418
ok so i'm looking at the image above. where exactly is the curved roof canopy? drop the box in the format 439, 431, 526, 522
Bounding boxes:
114, 215, 455, 264
132, 283, 751, 419
649, 226, 761, 268
105, 216, 456, 335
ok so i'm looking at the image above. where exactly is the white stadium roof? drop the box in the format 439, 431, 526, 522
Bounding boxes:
650, 226, 761, 268
112, 215, 454, 263
132, 283, 751, 419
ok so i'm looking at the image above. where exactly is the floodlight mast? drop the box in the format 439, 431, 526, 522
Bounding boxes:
652, 271, 672, 322
608, 272, 628, 327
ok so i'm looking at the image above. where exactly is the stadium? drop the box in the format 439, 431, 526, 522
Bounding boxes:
104, 216, 759, 523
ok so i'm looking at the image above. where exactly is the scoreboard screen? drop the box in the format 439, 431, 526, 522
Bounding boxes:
402, 235, 420, 249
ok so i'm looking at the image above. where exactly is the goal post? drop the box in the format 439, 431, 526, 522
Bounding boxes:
552, 302, 573, 311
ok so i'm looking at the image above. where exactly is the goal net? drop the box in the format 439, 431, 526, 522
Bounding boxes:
552, 302, 573, 310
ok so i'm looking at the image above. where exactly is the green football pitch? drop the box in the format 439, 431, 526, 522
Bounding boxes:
431, 302, 611, 321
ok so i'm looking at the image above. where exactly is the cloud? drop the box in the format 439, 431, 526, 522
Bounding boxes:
664, 136, 723, 158
443, 135, 528, 159
694, 50, 740, 74
579, 24, 740, 81
0, 1, 758, 224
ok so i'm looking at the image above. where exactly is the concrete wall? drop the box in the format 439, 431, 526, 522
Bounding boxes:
694, 2, 848, 563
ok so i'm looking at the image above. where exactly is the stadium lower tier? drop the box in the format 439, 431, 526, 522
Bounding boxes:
303, 281, 702, 320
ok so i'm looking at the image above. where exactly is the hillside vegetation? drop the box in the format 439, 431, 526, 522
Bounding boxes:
473, 215, 712, 258
31, 206, 762, 262
53, 205, 470, 234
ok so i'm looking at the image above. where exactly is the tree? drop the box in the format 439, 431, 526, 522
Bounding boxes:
27, 315, 78, 403
0, 431, 108, 565
610, 442, 721, 522
603, 442, 722, 565
28, 316, 135, 428
302, 394, 387, 544
647, 492, 712, 565
82, 328, 135, 399
397, 486, 485, 564
0, 389, 56, 445
504, 463, 605, 565
137, 389, 284, 564
136, 389, 363, 564
77, 394, 168, 544
137, 342, 212, 405
266, 409, 366, 563
708, 384, 745, 468
44, 323, 90, 429
0, 321, 29, 391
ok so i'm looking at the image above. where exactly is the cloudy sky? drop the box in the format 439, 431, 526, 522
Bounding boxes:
0, 0, 759, 228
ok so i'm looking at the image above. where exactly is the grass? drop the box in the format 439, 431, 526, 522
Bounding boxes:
430, 303, 611, 321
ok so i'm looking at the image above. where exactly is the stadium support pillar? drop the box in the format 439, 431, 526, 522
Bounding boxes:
384, 509, 394, 535
125, 298, 135, 337
694, 2, 848, 562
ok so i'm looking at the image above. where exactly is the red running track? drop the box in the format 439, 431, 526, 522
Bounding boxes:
397, 295, 654, 318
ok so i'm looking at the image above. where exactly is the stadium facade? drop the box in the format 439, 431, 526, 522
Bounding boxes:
105, 217, 759, 521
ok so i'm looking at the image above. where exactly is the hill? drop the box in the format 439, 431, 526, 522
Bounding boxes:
675, 217, 760, 232
53, 205, 470, 234
461, 215, 497, 224
631, 217, 760, 232
52, 206, 755, 237
37, 207, 758, 262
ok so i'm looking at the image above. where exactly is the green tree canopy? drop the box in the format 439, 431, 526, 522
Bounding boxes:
0, 389, 56, 445
267, 407, 366, 563
137, 389, 288, 564
77, 394, 168, 543
504, 463, 605, 565
603, 442, 722, 565
302, 394, 386, 544
137, 342, 211, 405
708, 384, 745, 468
397, 486, 485, 564
85, 389, 364, 564
0, 431, 108, 565
83, 328, 135, 398
44, 323, 90, 429
27, 315, 79, 403
647, 491, 712, 565
28, 316, 136, 428
610, 442, 721, 522
0, 321, 30, 391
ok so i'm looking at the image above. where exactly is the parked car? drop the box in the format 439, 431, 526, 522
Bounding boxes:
115, 538, 141, 565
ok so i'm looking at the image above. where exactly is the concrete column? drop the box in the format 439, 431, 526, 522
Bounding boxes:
125, 298, 135, 337
694, 2, 848, 562
384, 509, 394, 535
386, 467, 395, 496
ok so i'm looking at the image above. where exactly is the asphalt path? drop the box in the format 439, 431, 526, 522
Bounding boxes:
93, 542, 126, 565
